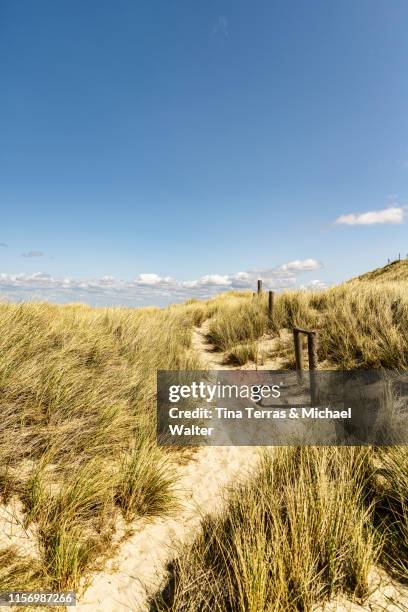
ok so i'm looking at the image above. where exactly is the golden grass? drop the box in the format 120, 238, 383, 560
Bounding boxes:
153, 447, 380, 611
150, 277, 408, 610
203, 280, 408, 369
0, 301, 202, 590
353, 258, 408, 283
153, 446, 407, 610
225, 341, 261, 366
1, 270, 408, 603
206, 298, 268, 352
370, 446, 408, 581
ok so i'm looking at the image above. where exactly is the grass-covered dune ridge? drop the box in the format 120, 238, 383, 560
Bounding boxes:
352, 257, 408, 283
207, 280, 408, 368
0, 301, 202, 589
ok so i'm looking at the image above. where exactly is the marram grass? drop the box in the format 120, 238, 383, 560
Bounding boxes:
1, 271, 408, 601
0, 301, 201, 590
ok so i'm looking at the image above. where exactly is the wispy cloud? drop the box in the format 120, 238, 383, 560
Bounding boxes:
0, 259, 322, 306
334, 206, 405, 226
0, 243, 8, 248
211, 16, 228, 38
21, 251, 44, 258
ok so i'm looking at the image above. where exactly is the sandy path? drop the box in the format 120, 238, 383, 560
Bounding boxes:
76, 446, 260, 612
76, 321, 263, 612
191, 320, 290, 370
191, 321, 235, 369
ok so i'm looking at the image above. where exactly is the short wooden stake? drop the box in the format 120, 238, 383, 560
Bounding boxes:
293, 328, 303, 380
257, 279, 262, 294
307, 332, 318, 370
307, 331, 319, 404
268, 290, 274, 317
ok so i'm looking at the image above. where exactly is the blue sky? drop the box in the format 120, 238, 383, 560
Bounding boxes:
1, 0, 408, 305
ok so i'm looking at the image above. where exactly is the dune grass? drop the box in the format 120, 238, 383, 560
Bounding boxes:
1, 272, 407, 602
203, 281, 408, 369
206, 298, 268, 353
153, 447, 380, 611
0, 301, 202, 590
225, 341, 261, 366
150, 278, 408, 610
370, 446, 408, 581
153, 446, 408, 611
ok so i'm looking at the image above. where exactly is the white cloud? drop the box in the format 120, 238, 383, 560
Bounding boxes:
280, 258, 321, 272
183, 274, 231, 289
134, 273, 171, 286
0, 258, 323, 306
335, 206, 404, 226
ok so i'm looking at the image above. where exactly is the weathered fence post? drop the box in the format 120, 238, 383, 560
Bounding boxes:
293, 327, 319, 401
268, 290, 274, 317
257, 279, 262, 295
293, 328, 303, 380
308, 331, 319, 405
307, 332, 318, 371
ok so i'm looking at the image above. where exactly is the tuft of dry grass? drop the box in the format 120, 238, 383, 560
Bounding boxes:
369, 446, 408, 582
206, 297, 268, 352
225, 341, 261, 366
0, 547, 43, 591
115, 440, 177, 521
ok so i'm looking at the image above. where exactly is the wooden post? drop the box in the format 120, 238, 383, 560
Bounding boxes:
307, 332, 318, 370
307, 331, 318, 404
268, 290, 274, 317
293, 329, 303, 379
257, 279, 262, 295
